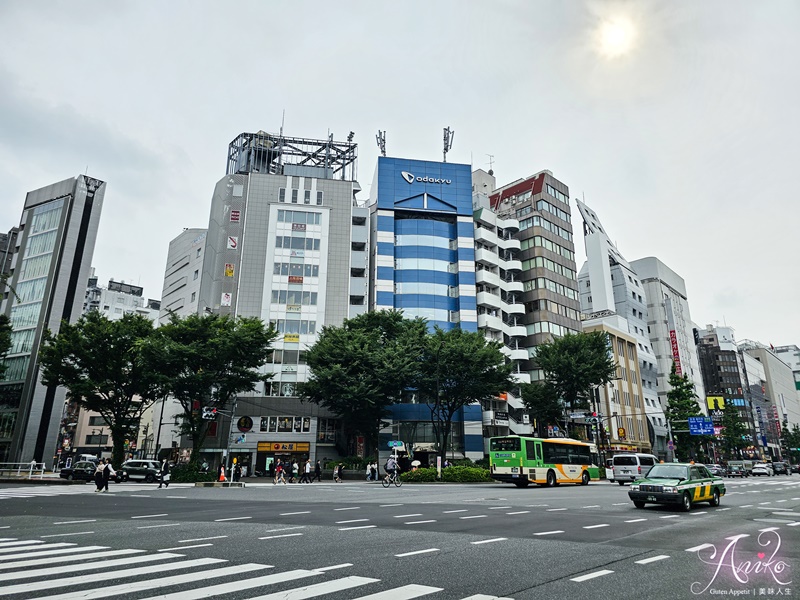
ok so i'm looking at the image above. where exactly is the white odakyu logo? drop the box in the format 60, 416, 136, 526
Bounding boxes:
400, 171, 451, 185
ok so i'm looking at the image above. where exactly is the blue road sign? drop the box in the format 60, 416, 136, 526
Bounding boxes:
688, 416, 714, 435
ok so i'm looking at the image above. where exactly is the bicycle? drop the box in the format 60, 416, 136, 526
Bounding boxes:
382, 470, 402, 488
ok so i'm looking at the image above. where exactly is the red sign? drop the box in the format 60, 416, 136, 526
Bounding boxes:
669, 330, 682, 376
356, 436, 365, 458
288, 276, 303, 284
230, 210, 241, 222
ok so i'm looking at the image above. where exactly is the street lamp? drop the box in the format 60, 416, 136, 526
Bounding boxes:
92, 429, 103, 459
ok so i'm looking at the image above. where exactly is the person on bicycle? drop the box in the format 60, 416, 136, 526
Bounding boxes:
385, 456, 398, 478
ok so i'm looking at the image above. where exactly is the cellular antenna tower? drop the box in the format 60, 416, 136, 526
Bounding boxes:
376, 130, 386, 157
443, 127, 454, 162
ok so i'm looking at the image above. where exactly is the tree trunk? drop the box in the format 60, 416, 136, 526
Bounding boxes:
110, 426, 126, 468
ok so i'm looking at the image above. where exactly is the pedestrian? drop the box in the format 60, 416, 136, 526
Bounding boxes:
370, 462, 377, 482
365, 462, 371, 481
102, 458, 116, 492
313, 460, 322, 482
299, 459, 311, 483
292, 460, 299, 483
274, 460, 286, 485
334, 463, 344, 483
158, 459, 170, 489
285, 460, 294, 483
218, 463, 226, 482
93, 461, 104, 492
233, 463, 242, 482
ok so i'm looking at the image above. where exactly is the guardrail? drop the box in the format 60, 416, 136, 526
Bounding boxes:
0, 462, 47, 478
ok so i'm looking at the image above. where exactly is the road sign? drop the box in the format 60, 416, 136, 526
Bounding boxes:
569, 413, 586, 419
688, 416, 714, 435
387, 441, 402, 448
667, 440, 674, 450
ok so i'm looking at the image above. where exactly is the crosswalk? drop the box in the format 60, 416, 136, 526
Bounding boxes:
0, 483, 194, 500
0, 538, 512, 599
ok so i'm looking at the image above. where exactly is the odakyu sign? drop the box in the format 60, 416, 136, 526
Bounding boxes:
401, 171, 451, 185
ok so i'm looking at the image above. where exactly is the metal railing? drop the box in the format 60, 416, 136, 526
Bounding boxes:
0, 463, 47, 478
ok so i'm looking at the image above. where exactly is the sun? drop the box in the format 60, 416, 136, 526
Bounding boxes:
596, 17, 636, 58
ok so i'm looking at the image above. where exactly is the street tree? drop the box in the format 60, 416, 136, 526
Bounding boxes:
144, 313, 277, 465
663, 363, 706, 460
416, 327, 515, 463
520, 381, 563, 437
0, 314, 12, 380
719, 401, 748, 459
533, 331, 618, 432
782, 422, 800, 465
299, 310, 427, 457
38, 312, 161, 466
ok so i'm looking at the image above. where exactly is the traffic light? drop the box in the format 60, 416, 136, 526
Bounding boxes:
202, 407, 218, 420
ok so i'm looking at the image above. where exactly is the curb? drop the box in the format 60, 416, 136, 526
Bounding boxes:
194, 482, 246, 488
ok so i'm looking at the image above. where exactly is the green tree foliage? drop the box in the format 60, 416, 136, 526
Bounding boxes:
38, 312, 161, 466
533, 331, 618, 422
144, 314, 277, 465
299, 310, 427, 457
416, 327, 514, 462
0, 314, 12, 380
783, 422, 800, 464
520, 381, 562, 436
663, 362, 706, 460
719, 401, 748, 459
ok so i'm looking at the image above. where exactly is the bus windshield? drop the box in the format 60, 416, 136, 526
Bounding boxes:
490, 437, 520, 452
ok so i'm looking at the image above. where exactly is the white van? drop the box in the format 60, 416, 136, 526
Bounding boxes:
612, 453, 659, 485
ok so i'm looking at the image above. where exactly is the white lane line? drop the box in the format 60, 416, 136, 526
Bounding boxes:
612, 502, 628, 506
405, 520, 436, 525
624, 518, 648, 523
0, 549, 137, 570
759, 502, 772, 505
776, 500, 788, 503
129, 495, 152, 498
395, 514, 423, 518
583, 524, 609, 529
443, 510, 468, 514
0, 538, 16, 541
460, 596, 514, 600
336, 519, 370, 524
0, 527, 9, 529
758, 527, 780, 532
41, 532, 94, 538
313, 563, 353, 572
179, 536, 228, 543
470, 538, 507, 545
582, 505, 600, 509
214, 517, 252, 522
487, 506, 512, 510
0, 545, 109, 562
771, 512, 800, 517
352, 583, 444, 599
686, 544, 714, 552
379, 504, 403, 507
740, 505, 753, 508
280, 511, 310, 516
533, 530, 564, 536
334, 507, 361, 511
787, 522, 800, 527
0, 552, 184, 582
53, 520, 96, 525
339, 525, 377, 531
717, 508, 731, 511
158, 544, 213, 551
395, 548, 439, 557
506, 511, 530, 515
0, 540, 44, 547
460, 515, 487, 519
259, 533, 304, 540
659, 515, 679, 519
262, 526, 305, 533
526, 504, 549, 507
166, 496, 187, 499
690, 512, 708, 516
571, 569, 614, 582
546, 508, 567, 511
635, 555, 670, 565
130, 513, 168, 519
136, 523, 180, 529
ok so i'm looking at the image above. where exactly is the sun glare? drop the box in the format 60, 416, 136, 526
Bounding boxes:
597, 17, 636, 58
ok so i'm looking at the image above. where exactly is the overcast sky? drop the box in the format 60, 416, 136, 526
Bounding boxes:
1, 1, 798, 347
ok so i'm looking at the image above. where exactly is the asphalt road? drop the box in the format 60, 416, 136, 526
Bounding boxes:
0, 475, 798, 599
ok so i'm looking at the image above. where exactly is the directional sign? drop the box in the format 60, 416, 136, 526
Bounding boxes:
387, 441, 403, 448
688, 416, 714, 435
569, 413, 586, 419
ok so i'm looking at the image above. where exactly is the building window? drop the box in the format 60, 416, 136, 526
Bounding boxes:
196, 248, 201, 258
88, 416, 106, 426
279, 188, 286, 202
316, 191, 323, 205
304, 190, 311, 204
193, 270, 199, 280
191, 292, 196, 302
85, 434, 109, 445
291, 189, 298, 204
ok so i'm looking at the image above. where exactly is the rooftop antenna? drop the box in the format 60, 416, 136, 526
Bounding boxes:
280, 109, 285, 137
443, 127, 454, 162
376, 130, 386, 157
486, 154, 494, 176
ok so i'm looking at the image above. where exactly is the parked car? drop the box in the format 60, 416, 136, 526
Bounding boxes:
120, 459, 161, 483
751, 464, 773, 477
771, 462, 789, 476
612, 453, 659, 485
726, 464, 747, 478
59, 461, 98, 482
791, 464, 800, 474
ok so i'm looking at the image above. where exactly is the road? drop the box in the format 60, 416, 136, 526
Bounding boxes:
0, 475, 798, 599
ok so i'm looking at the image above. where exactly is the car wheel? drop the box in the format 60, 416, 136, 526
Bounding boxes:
709, 488, 720, 507
680, 492, 692, 512
144, 474, 156, 484
546, 470, 557, 487
514, 480, 530, 488
66, 474, 73, 481
618, 480, 625, 486
581, 471, 590, 486
633, 501, 646, 509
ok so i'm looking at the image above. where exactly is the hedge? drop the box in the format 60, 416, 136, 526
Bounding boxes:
170, 465, 218, 483
400, 465, 493, 483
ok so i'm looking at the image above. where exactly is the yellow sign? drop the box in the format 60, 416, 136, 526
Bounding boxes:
617, 427, 626, 440
257, 442, 310, 452
224, 263, 235, 277
706, 396, 725, 410
284, 334, 300, 342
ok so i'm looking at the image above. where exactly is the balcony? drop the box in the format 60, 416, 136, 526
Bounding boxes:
501, 257, 523, 272
477, 291, 502, 311
474, 247, 498, 267
473, 227, 498, 246
503, 279, 524, 293
476, 269, 502, 288
506, 347, 528, 361
482, 410, 495, 426
504, 323, 527, 338
504, 302, 525, 316
477, 313, 503, 332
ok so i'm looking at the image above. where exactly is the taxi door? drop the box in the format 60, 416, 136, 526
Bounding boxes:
691, 466, 712, 501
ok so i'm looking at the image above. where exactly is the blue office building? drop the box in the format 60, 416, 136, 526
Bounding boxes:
369, 156, 483, 461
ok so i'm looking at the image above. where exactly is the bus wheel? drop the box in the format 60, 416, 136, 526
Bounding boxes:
546, 470, 557, 487
514, 480, 530, 488
581, 471, 590, 486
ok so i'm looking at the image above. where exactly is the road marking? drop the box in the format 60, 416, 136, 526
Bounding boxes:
404, 520, 436, 525
137, 523, 180, 529
395, 548, 439, 557
0, 527, 9, 529
740, 505, 753, 508
259, 533, 304, 540
158, 543, 213, 551
759, 502, 772, 505
690, 512, 708, 516
0, 552, 184, 582
612, 502, 628, 506
0, 548, 138, 570
0, 540, 52, 549
355, 583, 445, 599
635, 555, 670, 564
41, 532, 94, 538
263, 526, 305, 533
571, 569, 614, 582
582, 505, 600, 509
395, 514, 423, 518
488, 506, 512, 510
506, 511, 530, 515
443, 510, 468, 514
339, 525, 377, 531
753, 518, 797, 524
533, 530, 564, 536
470, 538, 507, 545
717, 508, 731, 511
659, 515, 679, 519
53, 520, 95, 525
776, 500, 788, 503
460, 515, 487, 519
130, 495, 152, 498
526, 504, 549, 507
334, 507, 361, 511
131, 513, 168, 519
624, 518, 647, 523
787, 522, 800, 527
546, 508, 567, 512
725, 534, 750, 541
460, 596, 514, 600
313, 563, 353, 572
771, 512, 800, 517
166, 496, 187, 499
280, 511, 310, 516
379, 504, 403, 507
336, 519, 370, 524
0, 546, 110, 562
583, 524, 609, 529
758, 527, 781, 532
214, 516, 252, 522
179, 536, 228, 543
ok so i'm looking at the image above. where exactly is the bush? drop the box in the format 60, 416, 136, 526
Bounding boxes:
400, 465, 492, 483
170, 464, 217, 483
401, 468, 437, 482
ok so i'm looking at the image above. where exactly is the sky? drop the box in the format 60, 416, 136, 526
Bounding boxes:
0, 1, 798, 346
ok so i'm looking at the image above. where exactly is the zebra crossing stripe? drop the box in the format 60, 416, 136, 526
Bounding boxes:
0, 545, 108, 561
245, 576, 381, 600
0, 549, 140, 571
0, 552, 184, 582
0, 542, 73, 554
0, 539, 45, 547
352, 583, 445, 599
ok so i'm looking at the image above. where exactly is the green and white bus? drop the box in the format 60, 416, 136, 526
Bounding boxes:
489, 435, 601, 487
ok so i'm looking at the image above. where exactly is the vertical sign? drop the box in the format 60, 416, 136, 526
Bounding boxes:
221, 293, 232, 307
227, 236, 238, 250
230, 210, 241, 222
669, 330, 682, 376
356, 436, 365, 458
224, 263, 235, 277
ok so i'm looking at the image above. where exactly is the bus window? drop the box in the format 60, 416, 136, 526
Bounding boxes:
534, 442, 542, 462
490, 437, 520, 452
525, 440, 536, 460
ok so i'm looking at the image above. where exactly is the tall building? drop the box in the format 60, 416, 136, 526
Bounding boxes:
84, 271, 160, 322
159, 228, 207, 324
369, 156, 483, 461
195, 130, 366, 471
0, 175, 105, 463
576, 200, 667, 457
